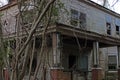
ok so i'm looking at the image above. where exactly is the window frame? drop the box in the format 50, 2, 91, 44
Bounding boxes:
108, 55, 117, 71
70, 9, 79, 26
70, 9, 86, 29
106, 22, 111, 35
116, 25, 120, 35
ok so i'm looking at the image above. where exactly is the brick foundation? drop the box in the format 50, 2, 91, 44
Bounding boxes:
92, 68, 103, 80
51, 68, 71, 80
3, 68, 9, 80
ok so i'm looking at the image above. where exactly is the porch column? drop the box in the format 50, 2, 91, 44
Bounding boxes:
51, 32, 62, 80
117, 46, 120, 80
92, 41, 102, 80
93, 41, 99, 66
52, 32, 61, 66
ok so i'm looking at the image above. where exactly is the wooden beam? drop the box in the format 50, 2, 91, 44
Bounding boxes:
56, 23, 120, 46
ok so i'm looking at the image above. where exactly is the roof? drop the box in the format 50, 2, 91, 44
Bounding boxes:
79, 0, 120, 18
0, 0, 120, 18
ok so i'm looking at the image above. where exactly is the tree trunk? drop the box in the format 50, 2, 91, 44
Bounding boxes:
0, 67, 3, 80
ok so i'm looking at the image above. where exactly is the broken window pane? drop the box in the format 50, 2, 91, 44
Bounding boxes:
79, 12, 86, 30
106, 23, 111, 35
70, 9, 79, 26
116, 25, 120, 35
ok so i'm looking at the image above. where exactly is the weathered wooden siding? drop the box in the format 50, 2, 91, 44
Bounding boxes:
59, 0, 120, 38
0, 4, 18, 36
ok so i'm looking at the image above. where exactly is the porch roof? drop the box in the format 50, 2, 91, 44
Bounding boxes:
55, 23, 120, 47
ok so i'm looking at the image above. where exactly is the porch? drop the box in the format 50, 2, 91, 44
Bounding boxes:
50, 23, 120, 80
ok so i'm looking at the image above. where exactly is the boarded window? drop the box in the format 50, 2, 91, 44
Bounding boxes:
108, 55, 117, 71
77, 54, 88, 71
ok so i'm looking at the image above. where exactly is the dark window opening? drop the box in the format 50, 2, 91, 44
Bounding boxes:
68, 55, 76, 69
106, 23, 111, 35
35, 37, 41, 49
116, 25, 120, 35
27, 57, 37, 74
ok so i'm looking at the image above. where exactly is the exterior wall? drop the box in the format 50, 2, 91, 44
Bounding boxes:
0, 4, 18, 36
59, 0, 120, 38
0, 0, 120, 80
100, 47, 118, 69
100, 47, 118, 79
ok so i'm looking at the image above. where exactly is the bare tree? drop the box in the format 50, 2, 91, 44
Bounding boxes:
7, 0, 58, 80
0, 0, 66, 79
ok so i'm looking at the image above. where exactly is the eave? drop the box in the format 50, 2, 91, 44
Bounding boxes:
56, 23, 120, 47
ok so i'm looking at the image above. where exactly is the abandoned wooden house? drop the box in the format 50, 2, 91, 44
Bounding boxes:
1, 0, 120, 80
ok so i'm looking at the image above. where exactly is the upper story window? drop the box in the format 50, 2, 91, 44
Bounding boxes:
70, 9, 86, 30
116, 25, 120, 35
106, 23, 111, 35
108, 55, 117, 71
70, 9, 79, 26
79, 12, 86, 29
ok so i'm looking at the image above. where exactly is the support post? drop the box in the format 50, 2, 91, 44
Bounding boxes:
52, 32, 61, 66
51, 32, 62, 80
117, 46, 120, 80
93, 41, 99, 66
92, 41, 103, 80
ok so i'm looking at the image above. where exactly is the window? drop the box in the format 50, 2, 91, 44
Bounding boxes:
116, 25, 120, 35
35, 37, 42, 49
70, 9, 86, 29
70, 9, 79, 26
108, 55, 117, 71
79, 12, 86, 29
106, 23, 111, 35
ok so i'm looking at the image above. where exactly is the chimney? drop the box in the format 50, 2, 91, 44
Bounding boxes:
8, 0, 16, 3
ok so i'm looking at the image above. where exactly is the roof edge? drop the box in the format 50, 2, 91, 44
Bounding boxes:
79, 0, 120, 18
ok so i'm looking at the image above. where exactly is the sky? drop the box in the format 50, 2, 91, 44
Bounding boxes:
91, 0, 120, 14
0, 0, 8, 6
112, 1, 120, 14
0, 0, 120, 14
